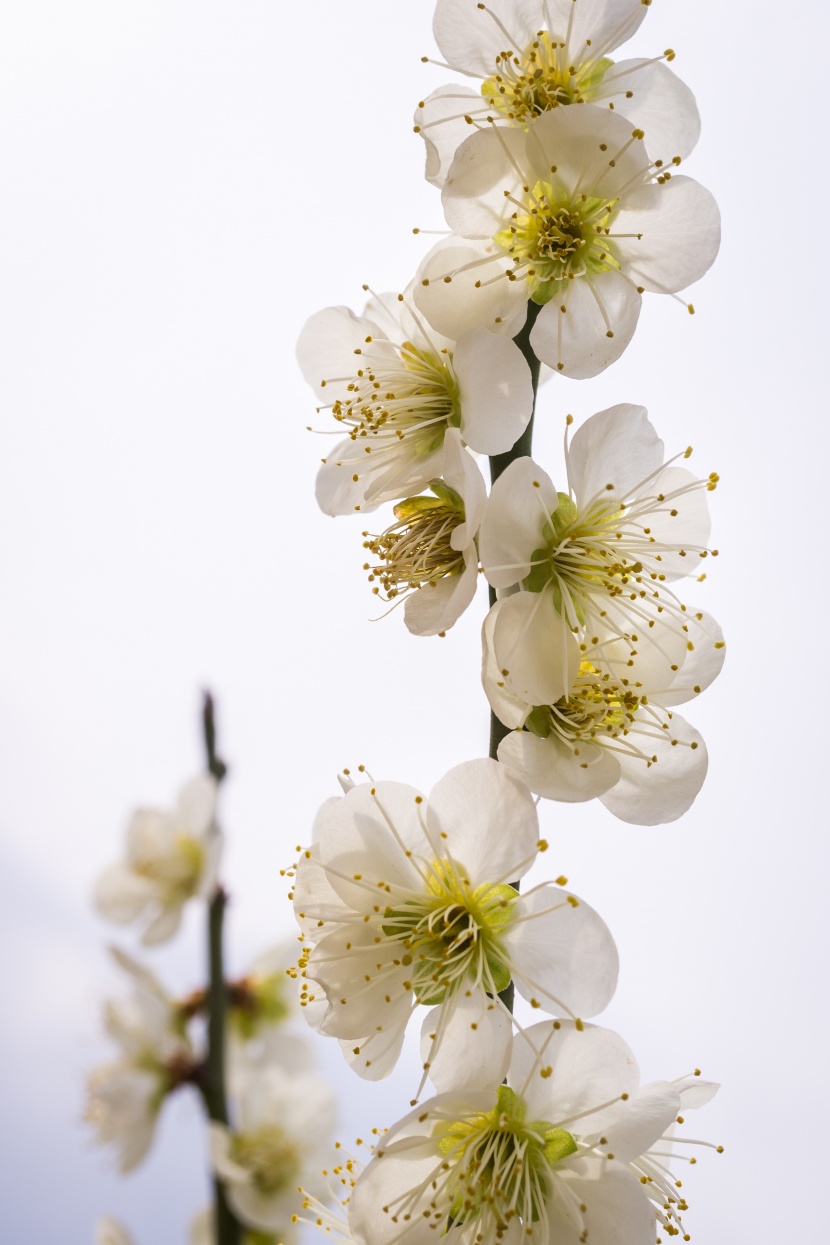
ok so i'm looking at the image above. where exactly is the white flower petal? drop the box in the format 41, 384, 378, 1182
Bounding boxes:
548, 1159, 657, 1245
176, 774, 217, 834
615, 175, 721, 294
660, 609, 725, 707
530, 271, 641, 378
598, 1080, 681, 1162
415, 85, 484, 187
93, 866, 154, 924
442, 430, 486, 549
453, 329, 534, 455
482, 603, 530, 730
426, 757, 539, 885
505, 883, 619, 1017
339, 1024, 409, 1081
599, 710, 708, 824
296, 306, 383, 402
432, 0, 542, 76
480, 457, 559, 590
140, 902, 184, 946
593, 59, 700, 164
637, 464, 712, 579
443, 125, 526, 237
421, 993, 511, 1094
403, 557, 480, 637
498, 730, 620, 803
491, 590, 580, 706
567, 404, 663, 510
413, 236, 525, 338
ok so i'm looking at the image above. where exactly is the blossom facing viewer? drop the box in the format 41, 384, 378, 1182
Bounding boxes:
348, 1020, 720, 1245
297, 287, 533, 515
292, 758, 618, 1091
417, 0, 700, 186
414, 106, 720, 377
93, 774, 220, 945
85, 949, 194, 1172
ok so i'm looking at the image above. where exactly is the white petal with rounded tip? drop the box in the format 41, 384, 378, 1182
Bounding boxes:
308, 924, 413, 1040
661, 610, 725, 706
498, 729, 620, 803
176, 774, 217, 833
600, 709, 707, 824
443, 125, 526, 237
636, 463, 711, 579
315, 440, 382, 517
567, 404, 662, 509
530, 271, 641, 378
426, 757, 539, 885
349, 1139, 448, 1245
510, 1021, 639, 1131
414, 236, 525, 337
505, 884, 619, 1018
480, 457, 558, 589
93, 865, 155, 923
338, 1023, 409, 1081
404, 557, 479, 637
415, 85, 484, 187
492, 590, 580, 706
677, 1077, 720, 1108
454, 328, 534, 454
421, 992, 511, 1094
432, 0, 542, 77
559, 0, 650, 58
482, 603, 531, 730
593, 59, 700, 164
296, 306, 383, 401
548, 1159, 657, 1245
141, 902, 183, 946
598, 1080, 681, 1161
615, 175, 721, 293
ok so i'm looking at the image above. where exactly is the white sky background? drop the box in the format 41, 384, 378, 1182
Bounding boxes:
0, 0, 826, 1239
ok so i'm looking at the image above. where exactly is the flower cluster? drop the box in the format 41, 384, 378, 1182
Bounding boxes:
295, 0, 725, 1241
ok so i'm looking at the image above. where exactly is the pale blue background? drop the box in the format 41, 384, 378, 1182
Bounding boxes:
0, 1, 826, 1240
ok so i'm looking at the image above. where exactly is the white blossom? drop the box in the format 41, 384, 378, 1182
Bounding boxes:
479, 403, 722, 703
348, 1020, 720, 1245
484, 601, 722, 823
297, 288, 533, 515
93, 775, 220, 945
209, 1064, 336, 1234
413, 107, 719, 377
417, 0, 700, 186
361, 429, 487, 636
292, 759, 617, 1091
85, 949, 193, 1172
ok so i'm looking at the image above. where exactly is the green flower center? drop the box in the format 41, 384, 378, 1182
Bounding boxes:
524, 491, 642, 625
494, 182, 619, 305
230, 1124, 302, 1197
362, 479, 466, 601
436, 1085, 577, 1228
381, 858, 518, 1006
526, 661, 643, 744
332, 340, 460, 460
481, 32, 613, 122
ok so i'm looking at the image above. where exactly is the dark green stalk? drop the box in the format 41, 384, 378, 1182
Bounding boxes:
201, 693, 241, 1245
488, 302, 543, 1016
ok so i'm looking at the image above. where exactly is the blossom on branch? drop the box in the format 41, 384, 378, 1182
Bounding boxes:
348, 1020, 720, 1245
292, 759, 618, 1091
297, 288, 533, 515
362, 429, 487, 636
85, 949, 194, 1172
414, 107, 719, 377
417, 0, 700, 186
93, 775, 220, 945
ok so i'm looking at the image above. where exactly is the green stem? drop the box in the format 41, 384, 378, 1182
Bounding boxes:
201, 694, 241, 1245
488, 302, 542, 1016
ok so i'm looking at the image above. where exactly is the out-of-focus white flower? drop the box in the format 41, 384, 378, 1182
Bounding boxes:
414, 107, 719, 378
190, 1205, 294, 1245
483, 604, 723, 823
93, 775, 220, 945
95, 1219, 135, 1245
348, 1021, 720, 1245
361, 429, 487, 636
297, 288, 533, 515
210, 1065, 336, 1234
417, 0, 700, 185
85, 949, 194, 1172
293, 759, 617, 1091
479, 404, 721, 702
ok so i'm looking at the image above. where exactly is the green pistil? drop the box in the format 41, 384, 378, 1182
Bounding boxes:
437, 1086, 577, 1227
381, 860, 517, 1006
494, 181, 618, 304
481, 32, 613, 123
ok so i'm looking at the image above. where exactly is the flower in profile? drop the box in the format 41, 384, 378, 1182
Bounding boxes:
209, 1064, 337, 1235
292, 759, 618, 1090
362, 429, 487, 636
85, 949, 194, 1172
483, 602, 723, 823
93, 775, 220, 945
479, 403, 720, 701
297, 286, 533, 515
414, 107, 719, 377
348, 1020, 720, 1245
417, 0, 700, 186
